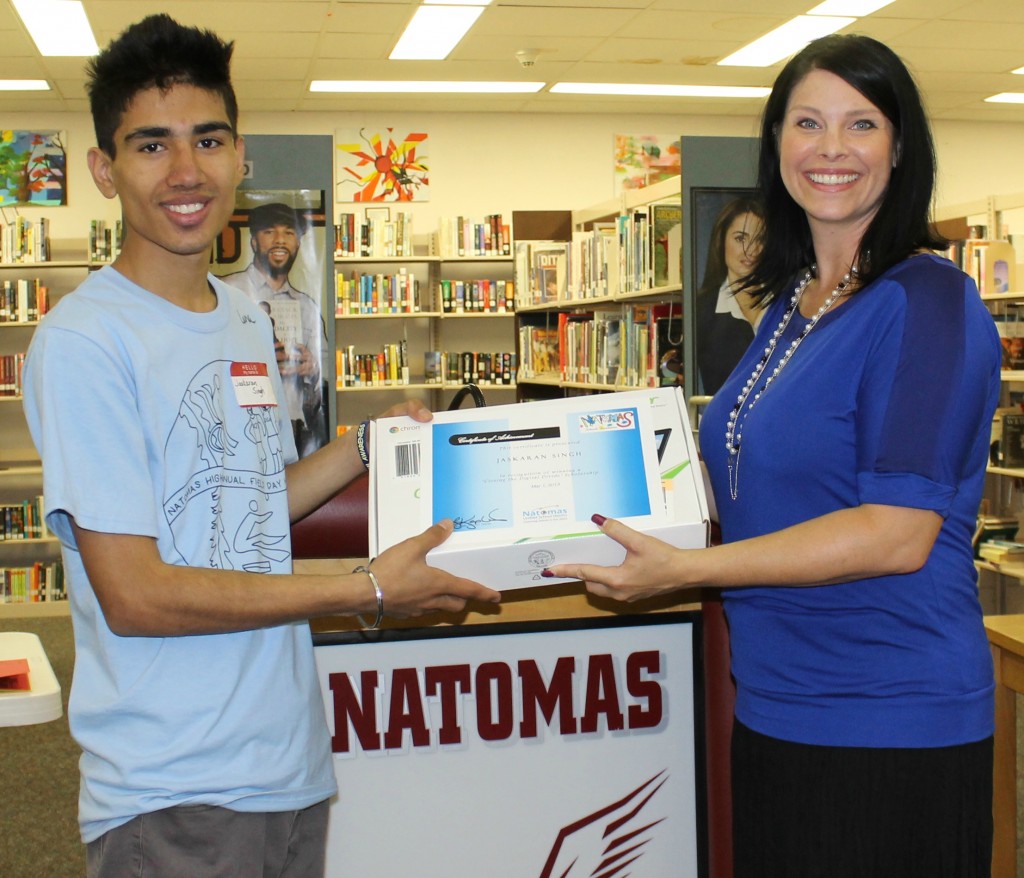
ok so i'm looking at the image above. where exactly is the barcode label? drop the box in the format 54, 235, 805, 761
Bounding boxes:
394, 442, 421, 477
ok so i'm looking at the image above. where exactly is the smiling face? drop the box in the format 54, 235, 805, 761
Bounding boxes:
251, 223, 300, 280
723, 210, 763, 284
778, 67, 895, 249
87, 82, 245, 279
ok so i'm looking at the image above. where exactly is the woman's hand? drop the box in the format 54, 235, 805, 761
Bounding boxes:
543, 515, 692, 603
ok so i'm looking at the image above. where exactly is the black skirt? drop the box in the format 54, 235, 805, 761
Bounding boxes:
731, 719, 993, 878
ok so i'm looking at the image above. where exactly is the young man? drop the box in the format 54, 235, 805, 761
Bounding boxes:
22, 14, 499, 877
221, 202, 326, 457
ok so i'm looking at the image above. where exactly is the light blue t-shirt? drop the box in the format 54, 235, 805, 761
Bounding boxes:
22, 267, 337, 843
701, 254, 999, 749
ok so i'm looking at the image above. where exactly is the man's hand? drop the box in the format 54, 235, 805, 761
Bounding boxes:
369, 519, 501, 617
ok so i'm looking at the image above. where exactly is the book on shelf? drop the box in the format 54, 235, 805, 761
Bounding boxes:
618, 208, 651, 293
1, 561, 65, 604
1, 217, 50, 263
0, 278, 48, 323
336, 340, 411, 388
1000, 411, 1024, 467
336, 268, 420, 315
651, 202, 683, 288
621, 302, 682, 388
0, 351, 25, 397
978, 539, 1024, 564
1, 496, 48, 540
946, 238, 1018, 295
434, 213, 510, 258
555, 307, 623, 385
334, 211, 414, 259
424, 351, 443, 384
994, 316, 1024, 370
514, 241, 570, 306
439, 278, 515, 314
437, 351, 516, 386
568, 225, 619, 300
89, 218, 122, 263
517, 325, 560, 379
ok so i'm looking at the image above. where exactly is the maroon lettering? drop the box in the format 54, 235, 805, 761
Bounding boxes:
518, 657, 578, 738
626, 650, 663, 729
580, 653, 625, 733
382, 667, 431, 749
328, 649, 668, 753
425, 665, 472, 745
476, 662, 514, 741
329, 670, 380, 753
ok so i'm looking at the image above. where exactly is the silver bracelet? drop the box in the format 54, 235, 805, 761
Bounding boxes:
353, 564, 383, 630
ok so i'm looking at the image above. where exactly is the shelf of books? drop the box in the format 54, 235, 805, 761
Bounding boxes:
332, 211, 518, 427
937, 194, 1024, 613
513, 176, 683, 402
0, 218, 117, 607
0, 474, 65, 615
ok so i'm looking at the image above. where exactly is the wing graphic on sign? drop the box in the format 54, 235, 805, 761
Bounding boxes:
538, 770, 668, 878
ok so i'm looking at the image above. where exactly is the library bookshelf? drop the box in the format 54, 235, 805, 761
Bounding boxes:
936, 192, 1024, 615
513, 175, 685, 405
333, 250, 518, 427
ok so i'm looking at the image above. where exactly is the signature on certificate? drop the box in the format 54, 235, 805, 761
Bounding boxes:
452, 509, 507, 530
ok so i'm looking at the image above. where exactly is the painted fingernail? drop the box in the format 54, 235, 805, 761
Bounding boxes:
540, 569, 555, 578
591, 514, 607, 526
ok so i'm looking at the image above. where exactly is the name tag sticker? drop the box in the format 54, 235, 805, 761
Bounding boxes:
231, 362, 278, 407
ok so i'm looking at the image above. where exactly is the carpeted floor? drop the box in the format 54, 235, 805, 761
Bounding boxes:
1, 614, 1022, 877
0, 616, 83, 878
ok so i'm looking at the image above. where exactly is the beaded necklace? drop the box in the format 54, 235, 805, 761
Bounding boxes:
725, 266, 857, 501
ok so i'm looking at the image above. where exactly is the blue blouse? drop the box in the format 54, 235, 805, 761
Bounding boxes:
700, 253, 1000, 748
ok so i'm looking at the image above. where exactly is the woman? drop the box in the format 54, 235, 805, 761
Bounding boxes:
695, 196, 765, 395
544, 34, 999, 878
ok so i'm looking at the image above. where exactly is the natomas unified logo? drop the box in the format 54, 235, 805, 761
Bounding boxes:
539, 771, 669, 877
577, 410, 637, 432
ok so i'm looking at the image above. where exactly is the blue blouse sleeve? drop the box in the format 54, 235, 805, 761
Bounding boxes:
856, 258, 997, 514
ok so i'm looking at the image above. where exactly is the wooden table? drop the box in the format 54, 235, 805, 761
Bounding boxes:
986, 614, 1024, 878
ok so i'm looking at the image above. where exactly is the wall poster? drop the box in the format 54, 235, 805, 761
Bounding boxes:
0, 130, 67, 206
691, 186, 764, 397
336, 127, 429, 202
614, 134, 680, 194
315, 613, 706, 877
211, 188, 330, 457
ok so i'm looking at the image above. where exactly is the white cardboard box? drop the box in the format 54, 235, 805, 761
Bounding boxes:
369, 386, 709, 591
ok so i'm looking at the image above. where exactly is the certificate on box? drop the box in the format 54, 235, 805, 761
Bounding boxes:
374, 395, 669, 553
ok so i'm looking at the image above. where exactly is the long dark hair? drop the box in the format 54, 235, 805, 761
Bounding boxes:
745, 34, 945, 306
698, 195, 765, 300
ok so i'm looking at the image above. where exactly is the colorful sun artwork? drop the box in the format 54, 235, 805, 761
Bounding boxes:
336, 128, 429, 203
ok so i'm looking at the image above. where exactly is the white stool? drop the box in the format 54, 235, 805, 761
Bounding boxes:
0, 631, 63, 726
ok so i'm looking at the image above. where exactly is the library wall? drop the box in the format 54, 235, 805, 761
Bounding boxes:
0, 108, 1022, 248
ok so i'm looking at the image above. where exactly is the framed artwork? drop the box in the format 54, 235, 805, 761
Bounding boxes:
0, 130, 67, 207
336, 127, 429, 202
614, 134, 680, 194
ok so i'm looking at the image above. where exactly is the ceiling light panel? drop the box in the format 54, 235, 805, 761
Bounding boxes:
718, 15, 855, 68
390, 5, 486, 61
12, 0, 98, 57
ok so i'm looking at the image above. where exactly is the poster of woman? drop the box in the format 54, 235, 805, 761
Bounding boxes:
692, 188, 764, 397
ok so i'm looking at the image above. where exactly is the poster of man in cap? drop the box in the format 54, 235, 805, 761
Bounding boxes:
215, 190, 329, 457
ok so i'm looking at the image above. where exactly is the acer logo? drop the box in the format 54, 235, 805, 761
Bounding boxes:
328, 650, 665, 753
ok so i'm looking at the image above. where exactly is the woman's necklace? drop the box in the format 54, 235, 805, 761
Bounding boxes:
725, 266, 857, 501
